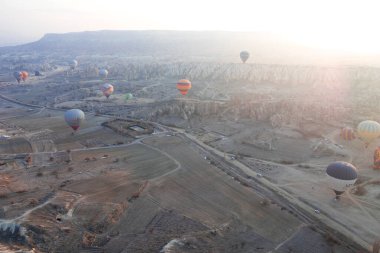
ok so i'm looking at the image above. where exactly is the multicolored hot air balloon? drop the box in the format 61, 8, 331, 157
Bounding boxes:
99, 69, 109, 79
240, 51, 250, 63
20, 71, 29, 81
326, 161, 357, 199
70, 60, 78, 70
13, 71, 22, 83
125, 93, 133, 101
357, 120, 380, 148
176, 79, 191, 96
100, 83, 114, 98
340, 127, 356, 141
64, 109, 85, 131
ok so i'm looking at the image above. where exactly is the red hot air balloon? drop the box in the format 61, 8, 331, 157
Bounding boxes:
176, 79, 191, 96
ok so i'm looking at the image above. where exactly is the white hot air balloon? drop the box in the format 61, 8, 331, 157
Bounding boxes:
326, 161, 358, 199
64, 109, 85, 132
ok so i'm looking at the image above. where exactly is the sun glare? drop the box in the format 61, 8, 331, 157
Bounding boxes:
113, 0, 380, 53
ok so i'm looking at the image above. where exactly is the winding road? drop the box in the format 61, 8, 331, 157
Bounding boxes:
0, 92, 371, 252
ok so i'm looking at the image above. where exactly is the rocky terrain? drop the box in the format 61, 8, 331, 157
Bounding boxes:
0, 31, 379, 252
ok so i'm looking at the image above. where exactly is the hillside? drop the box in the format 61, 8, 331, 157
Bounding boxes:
1, 30, 378, 65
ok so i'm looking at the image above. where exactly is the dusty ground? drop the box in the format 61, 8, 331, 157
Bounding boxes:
0, 65, 378, 252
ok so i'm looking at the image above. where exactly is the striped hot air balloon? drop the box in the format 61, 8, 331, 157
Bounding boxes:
64, 109, 85, 131
340, 127, 355, 141
176, 79, 191, 96
357, 120, 380, 148
100, 83, 114, 98
326, 161, 357, 199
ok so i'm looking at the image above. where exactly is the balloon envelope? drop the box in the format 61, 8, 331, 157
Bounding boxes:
70, 60, 78, 69
340, 127, 355, 141
125, 93, 133, 100
20, 71, 28, 81
240, 51, 250, 63
64, 109, 85, 131
357, 120, 380, 146
326, 161, 357, 196
177, 79, 191, 96
100, 83, 114, 98
13, 71, 22, 83
99, 69, 108, 79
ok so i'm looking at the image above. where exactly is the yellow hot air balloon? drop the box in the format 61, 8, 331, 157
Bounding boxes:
357, 120, 380, 148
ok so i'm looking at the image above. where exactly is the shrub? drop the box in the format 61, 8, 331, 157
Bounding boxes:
353, 185, 367, 196
51, 170, 58, 179
260, 198, 270, 207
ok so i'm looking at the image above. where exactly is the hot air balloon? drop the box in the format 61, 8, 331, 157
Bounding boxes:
357, 120, 380, 148
177, 79, 191, 96
99, 69, 108, 79
374, 146, 380, 170
340, 127, 355, 141
20, 71, 29, 81
326, 161, 357, 199
64, 109, 85, 131
70, 60, 78, 70
13, 71, 22, 83
125, 93, 133, 101
240, 51, 250, 63
100, 83, 114, 98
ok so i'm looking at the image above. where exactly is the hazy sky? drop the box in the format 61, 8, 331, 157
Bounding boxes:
1, 0, 380, 53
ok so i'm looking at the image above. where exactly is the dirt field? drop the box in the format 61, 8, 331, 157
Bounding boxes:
0, 66, 376, 252
0, 113, 344, 252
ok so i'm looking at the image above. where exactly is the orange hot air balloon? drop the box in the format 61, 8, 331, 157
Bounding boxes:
100, 83, 114, 98
340, 127, 356, 141
20, 71, 29, 81
176, 79, 191, 96
373, 147, 380, 170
